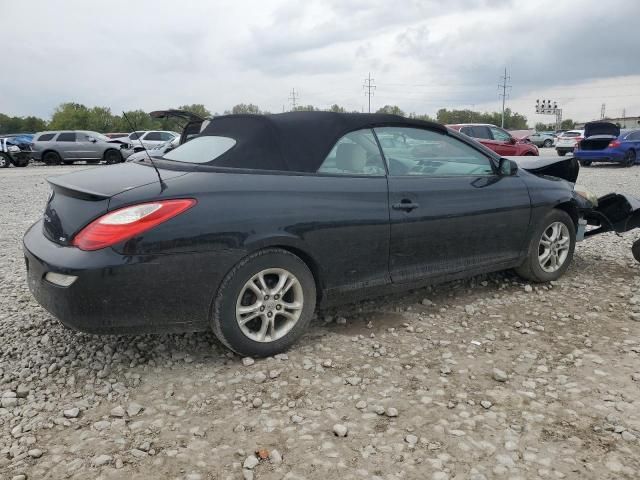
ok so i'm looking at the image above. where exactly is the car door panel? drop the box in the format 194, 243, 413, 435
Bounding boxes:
375, 126, 531, 284
388, 175, 530, 282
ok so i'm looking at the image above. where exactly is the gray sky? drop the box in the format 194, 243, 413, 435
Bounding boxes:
2, 0, 639, 124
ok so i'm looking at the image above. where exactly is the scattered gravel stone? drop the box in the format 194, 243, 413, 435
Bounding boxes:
92, 454, 113, 466
243, 455, 259, 469
405, 434, 418, 445
242, 357, 255, 366
254, 372, 267, 383
63, 408, 80, 418
28, 448, 43, 458
333, 424, 348, 437
386, 407, 399, 417
492, 368, 508, 382
355, 400, 367, 410
110, 406, 125, 417
127, 402, 143, 417
270, 449, 283, 465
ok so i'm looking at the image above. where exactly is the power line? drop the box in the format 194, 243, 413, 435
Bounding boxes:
498, 67, 512, 128
288, 88, 299, 111
363, 73, 376, 113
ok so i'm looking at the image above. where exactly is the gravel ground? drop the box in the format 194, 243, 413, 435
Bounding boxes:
1, 161, 640, 480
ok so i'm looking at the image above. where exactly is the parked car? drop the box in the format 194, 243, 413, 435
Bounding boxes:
446, 123, 539, 156
527, 132, 555, 148
123, 130, 179, 150
0, 135, 32, 167
31, 131, 126, 165
149, 110, 207, 144
575, 122, 639, 167
23, 112, 640, 356
125, 135, 180, 162
555, 130, 584, 156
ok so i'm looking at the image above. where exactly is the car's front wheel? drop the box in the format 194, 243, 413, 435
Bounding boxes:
104, 149, 122, 164
211, 248, 316, 357
543, 139, 553, 148
515, 209, 576, 283
0, 153, 11, 168
579, 160, 592, 167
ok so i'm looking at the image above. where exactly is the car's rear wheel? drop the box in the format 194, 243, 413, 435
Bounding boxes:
43, 151, 61, 165
623, 149, 636, 167
579, 160, 592, 167
104, 149, 122, 164
0, 153, 10, 168
543, 139, 553, 148
557, 150, 566, 156
15, 158, 29, 167
211, 248, 316, 357
62, 160, 74, 165
515, 209, 575, 283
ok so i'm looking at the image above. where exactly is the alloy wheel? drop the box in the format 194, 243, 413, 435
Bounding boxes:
235, 268, 304, 342
538, 222, 570, 273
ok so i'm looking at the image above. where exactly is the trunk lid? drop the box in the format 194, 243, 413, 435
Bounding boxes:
43, 163, 188, 245
584, 121, 620, 138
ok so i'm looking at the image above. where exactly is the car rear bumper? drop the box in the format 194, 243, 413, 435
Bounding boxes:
574, 150, 625, 163
23, 220, 218, 334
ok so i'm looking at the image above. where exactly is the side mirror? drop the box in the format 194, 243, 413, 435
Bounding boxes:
89, 138, 97, 143
509, 136, 517, 145
499, 157, 518, 176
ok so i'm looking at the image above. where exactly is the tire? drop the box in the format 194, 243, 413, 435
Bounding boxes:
211, 248, 316, 357
524, 152, 536, 156
579, 160, 592, 167
43, 151, 62, 165
515, 209, 576, 283
0, 153, 10, 168
62, 160, 74, 165
104, 149, 122, 165
623, 149, 636, 167
557, 150, 566, 156
543, 139, 553, 148
15, 158, 29, 167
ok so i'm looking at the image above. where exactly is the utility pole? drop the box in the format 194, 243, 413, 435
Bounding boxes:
289, 88, 299, 111
622, 108, 626, 128
600, 103, 606, 120
498, 67, 511, 128
363, 73, 376, 113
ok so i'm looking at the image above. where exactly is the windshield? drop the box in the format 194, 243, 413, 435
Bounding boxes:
83, 131, 110, 142
562, 131, 582, 138
163, 135, 236, 164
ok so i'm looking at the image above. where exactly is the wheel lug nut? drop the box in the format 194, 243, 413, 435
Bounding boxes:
264, 295, 269, 300
274, 294, 280, 300
276, 305, 281, 310
260, 306, 265, 311
267, 312, 273, 317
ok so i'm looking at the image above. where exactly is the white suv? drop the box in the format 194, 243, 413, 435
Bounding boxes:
125, 130, 179, 150
555, 130, 584, 156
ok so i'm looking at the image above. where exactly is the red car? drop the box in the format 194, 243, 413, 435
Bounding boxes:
447, 123, 539, 156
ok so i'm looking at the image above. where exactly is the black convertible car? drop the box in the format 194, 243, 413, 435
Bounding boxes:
23, 112, 640, 356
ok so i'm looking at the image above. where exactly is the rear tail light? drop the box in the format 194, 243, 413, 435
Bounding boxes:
608, 140, 621, 148
72, 199, 196, 251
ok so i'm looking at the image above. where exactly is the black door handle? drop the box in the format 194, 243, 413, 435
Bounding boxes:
392, 199, 419, 212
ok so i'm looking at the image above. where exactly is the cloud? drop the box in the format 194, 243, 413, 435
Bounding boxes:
0, 0, 638, 123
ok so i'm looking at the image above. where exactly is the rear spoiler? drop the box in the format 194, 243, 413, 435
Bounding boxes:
47, 177, 110, 201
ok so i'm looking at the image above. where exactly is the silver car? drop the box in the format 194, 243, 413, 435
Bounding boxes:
31, 131, 126, 165
527, 132, 555, 148
125, 136, 180, 162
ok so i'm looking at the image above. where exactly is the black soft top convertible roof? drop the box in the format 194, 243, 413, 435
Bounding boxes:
198, 111, 447, 172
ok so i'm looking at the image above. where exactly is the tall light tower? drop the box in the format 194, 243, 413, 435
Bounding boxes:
363, 73, 376, 113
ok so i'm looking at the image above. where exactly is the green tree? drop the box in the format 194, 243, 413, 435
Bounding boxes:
225, 103, 262, 114
328, 104, 346, 113
560, 119, 575, 130
49, 102, 91, 130
292, 105, 317, 112
177, 104, 211, 119
408, 113, 435, 122
376, 105, 405, 116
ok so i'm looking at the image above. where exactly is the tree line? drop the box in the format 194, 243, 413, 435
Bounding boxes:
0, 102, 542, 135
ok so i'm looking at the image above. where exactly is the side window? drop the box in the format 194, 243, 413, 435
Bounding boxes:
317, 129, 385, 176
36, 133, 55, 142
628, 131, 640, 140
471, 126, 492, 139
56, 132, 76, 142
130, 131, 144, 140
144, 132, 162, 141
460, 126, 474, 137
159, 132, 175, 141
490, 127, 512, 142
374, 127, 494, 177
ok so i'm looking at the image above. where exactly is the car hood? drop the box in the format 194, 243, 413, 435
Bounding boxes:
584, 121, 620, 138
506, 155, 579, 183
